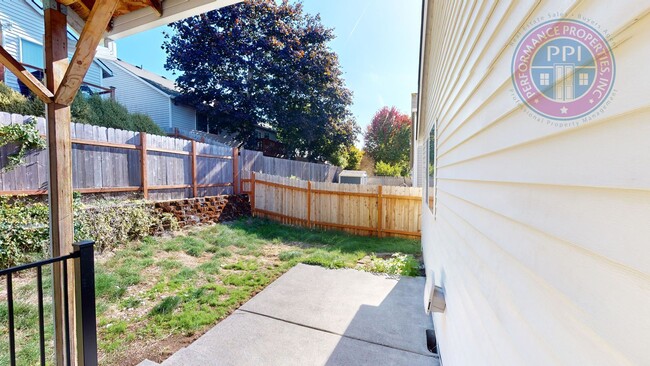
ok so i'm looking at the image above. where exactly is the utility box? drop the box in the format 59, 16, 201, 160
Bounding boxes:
338, 170, 368, 184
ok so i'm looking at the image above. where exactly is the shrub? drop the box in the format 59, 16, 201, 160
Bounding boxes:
0, 119, 47, 171
129, 113, 164, 135
374, 161, 406, 177
0, 197, 49, 268
75, 201, 179, 252
330, 146, 364, 170
345, 146, 363, 170
78, 96, 165, 135
0, 82, 165, 135
363, 253, 420, 276
82, 95, 131, 128
0, 198, 180, 268
0, 82, 44, 117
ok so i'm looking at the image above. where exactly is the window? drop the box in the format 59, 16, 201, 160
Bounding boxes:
20, 39, 44, 69
427, 127, 435, 211
579, 73, 589, 86
540, 73, 550, 86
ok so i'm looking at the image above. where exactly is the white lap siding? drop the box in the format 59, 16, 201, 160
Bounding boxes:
418, 1, 650, 365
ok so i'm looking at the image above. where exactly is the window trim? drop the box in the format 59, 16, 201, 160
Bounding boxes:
425, 118, 437, 217
18, 36, 44, 69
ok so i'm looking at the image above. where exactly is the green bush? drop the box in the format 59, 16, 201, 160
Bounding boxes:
76, 95, 164, 135
374, 161, 406, 177
0, 119, 47, 171
330, 146, 364, 170
0, 198, 179, 268
130, 113, 163, 135
345, 146, 363, 170
0, 82, 164, 135
0, 82, 45, 117
0, 197, 49, 268
75, 201, 179, 252
363, 253, 420, 276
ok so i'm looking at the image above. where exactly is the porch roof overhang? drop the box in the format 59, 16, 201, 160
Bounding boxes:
61, 0, 242, 40
1, 0, 243, 106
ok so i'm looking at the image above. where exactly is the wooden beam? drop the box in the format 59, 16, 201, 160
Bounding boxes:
0, 25, 4, 83
149, 0, 163, 16
0, 46, 54, 103
58, 0, 92, 20
55, 0, 118, 105
44, 4, 75, 365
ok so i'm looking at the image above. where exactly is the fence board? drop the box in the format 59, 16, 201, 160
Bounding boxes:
251, 172, 422, 238
0, 113, 238, 199
240, 148, 340, 183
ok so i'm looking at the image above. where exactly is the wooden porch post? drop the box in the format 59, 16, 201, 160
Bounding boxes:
44, 2, 75, 365
232, 147, 239, 194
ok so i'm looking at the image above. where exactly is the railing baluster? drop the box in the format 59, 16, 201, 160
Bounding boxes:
7, 273, 16, 366
1, 245, 96, 365
63, 260, 71, 366
37, 266, 46, 366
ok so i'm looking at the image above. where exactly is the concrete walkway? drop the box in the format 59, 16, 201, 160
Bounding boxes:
140, 264, 439, 366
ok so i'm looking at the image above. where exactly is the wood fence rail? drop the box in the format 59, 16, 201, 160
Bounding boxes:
0, 113, 237, 200
244, 172, 423, 238
0, 113, 345, 200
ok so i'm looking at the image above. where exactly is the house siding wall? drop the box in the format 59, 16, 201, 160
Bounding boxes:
419, 1, 650, 365
171, 103, 196, 130
0, 1, 103, 91
103, 62, 170, 129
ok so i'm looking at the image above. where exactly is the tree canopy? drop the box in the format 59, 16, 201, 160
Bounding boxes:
364, 106, 411, 166
163, 0, 359, 162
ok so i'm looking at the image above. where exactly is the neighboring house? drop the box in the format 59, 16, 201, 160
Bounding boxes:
0, 0, 112, 94
416, 1, 649, 366
100, 58, 197, 132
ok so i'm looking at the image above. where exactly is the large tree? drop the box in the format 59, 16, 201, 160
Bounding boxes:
163, 0, 358, 162
364, 106, 411, 165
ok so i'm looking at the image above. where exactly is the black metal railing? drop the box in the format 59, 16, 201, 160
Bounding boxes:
0, 241, 97, 366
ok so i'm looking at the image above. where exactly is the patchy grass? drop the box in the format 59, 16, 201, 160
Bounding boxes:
0, 217, 421, 365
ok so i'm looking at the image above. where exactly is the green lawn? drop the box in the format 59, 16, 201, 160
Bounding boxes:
0, 217, 421, 365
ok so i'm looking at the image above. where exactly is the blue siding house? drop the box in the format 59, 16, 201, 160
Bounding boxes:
99, 58, 198, 132
0, 0, 112, 94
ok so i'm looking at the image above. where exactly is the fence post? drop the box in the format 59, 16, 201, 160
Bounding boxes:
73, 240, 97, 366
232, 147, 239, 194
140, 132, 148, 199
251, 171, 256, 215
191, 141, 197, 198
377, 185, 383, 238
307, 180, 312, 228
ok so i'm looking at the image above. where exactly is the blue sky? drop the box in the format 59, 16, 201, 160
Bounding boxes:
115, 0, 422, 146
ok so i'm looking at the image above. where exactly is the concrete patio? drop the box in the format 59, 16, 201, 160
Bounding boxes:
139, 264, 439, 366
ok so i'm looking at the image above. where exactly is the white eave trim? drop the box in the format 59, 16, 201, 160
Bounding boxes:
108, 0, 243, 40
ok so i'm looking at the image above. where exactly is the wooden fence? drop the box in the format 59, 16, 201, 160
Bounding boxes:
367, 176, 412, 187
239, 149, 341, 185
245, 172, 422, 238
0, 113, 236, 200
